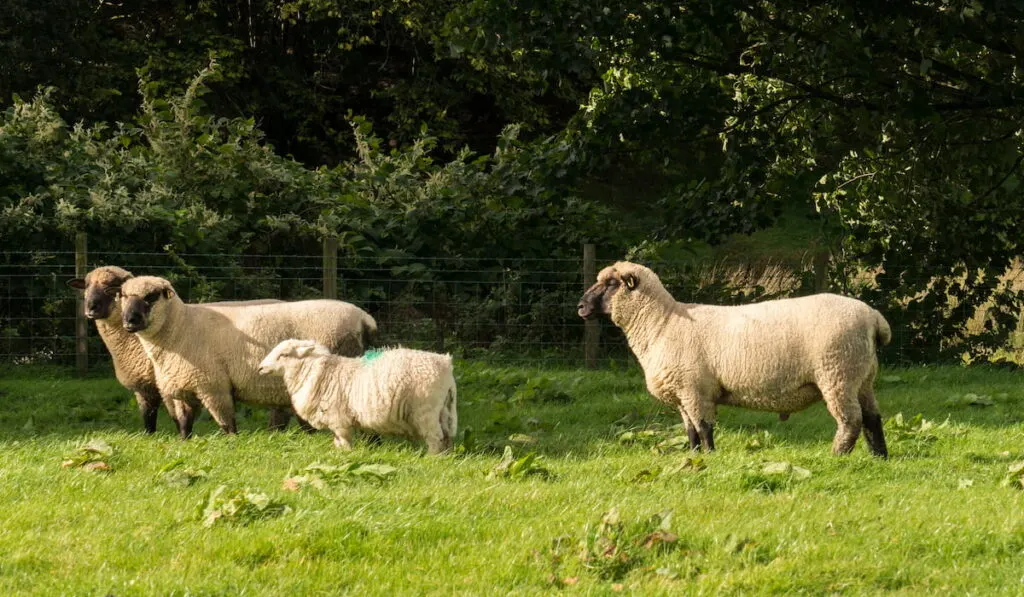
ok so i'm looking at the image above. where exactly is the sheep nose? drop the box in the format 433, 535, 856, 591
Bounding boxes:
577, 300, 590, 318
124, 312, 143, 330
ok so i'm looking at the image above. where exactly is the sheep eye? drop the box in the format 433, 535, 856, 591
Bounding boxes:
144, 291, 161, 304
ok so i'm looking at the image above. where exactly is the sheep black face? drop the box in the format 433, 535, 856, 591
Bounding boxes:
67, 267, 133, 320
121, 287, 171, 333
578, 272, 637, 320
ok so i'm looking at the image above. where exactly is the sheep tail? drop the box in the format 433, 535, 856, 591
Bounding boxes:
873, 309, 892, 347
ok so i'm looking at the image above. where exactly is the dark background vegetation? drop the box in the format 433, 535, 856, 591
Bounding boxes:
4, 0, 1024, 363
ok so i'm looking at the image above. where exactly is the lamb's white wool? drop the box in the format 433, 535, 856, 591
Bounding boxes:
578, 261, 889, 457
119, 276, 378, 435
259, 339, 457, 454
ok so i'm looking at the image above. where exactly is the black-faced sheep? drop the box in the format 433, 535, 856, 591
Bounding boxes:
118, 275, 377, 435
68, 266, 290, 437
578, 261, 889, 457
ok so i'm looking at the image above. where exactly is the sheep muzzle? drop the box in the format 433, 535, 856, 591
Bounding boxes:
121, 297, 151, 333
577, 283, 608, 320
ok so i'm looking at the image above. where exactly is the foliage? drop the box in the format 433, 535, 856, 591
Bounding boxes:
198, 485, 291, 527
576, 509, 679, 581
6, 1, 1024, 360
740, 461, 813, 493
158, 459, 210, 488
60, 438, 114, 472
486, 445, 551, 480
282, 461, 398, 491
1001, 461, 1024, 491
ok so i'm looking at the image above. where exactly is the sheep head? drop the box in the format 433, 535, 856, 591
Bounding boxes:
119, 276, 177, 334
578, 261, 672, 327
258, 339, 332, 376
67, 266, 134, 320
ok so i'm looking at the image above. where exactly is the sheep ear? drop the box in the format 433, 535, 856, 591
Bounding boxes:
163, 288, 174, 300
296, 345, 314, 358
623, 273, 638, 290
103, 286, 122, 297
67, 278, 86, 290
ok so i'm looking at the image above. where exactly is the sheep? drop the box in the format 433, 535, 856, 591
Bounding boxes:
118, 275, 378, 435
577, 261, 890, 458
257, 339, 457, 454
67, 266, 288, 437
68, 266, 178, 435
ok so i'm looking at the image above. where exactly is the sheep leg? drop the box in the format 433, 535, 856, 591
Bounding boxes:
267, 408, 290, 431
197, 389, 236, 435
678, 407, 701, 450
823, 386, 862, 455
415, 409, 450, 455
699, 420, 715, 451
332, 427, 353, 450
134, 389, 161, 434
679, 393, 716, 452
439, 387, 457, 452
176, 401, 196, 439
858, 388, 888, 459
296, 416, 317, 433
424, 433, 447, 455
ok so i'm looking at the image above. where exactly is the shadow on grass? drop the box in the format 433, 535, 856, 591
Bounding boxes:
3, 363, 1023, 457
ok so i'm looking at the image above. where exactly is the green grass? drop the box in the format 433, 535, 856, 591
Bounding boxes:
1, 362, 1024, 595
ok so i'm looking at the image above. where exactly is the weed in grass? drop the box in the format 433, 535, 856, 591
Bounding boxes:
282, 461, 397, 491
945, 393, 1000, 407
60, 438, 114, 472
885, 412, 963, 455
158, 459, 210, 488
198, 485, 291, 527
577, 508, 679, 581
744, 430, 777, 452
487, 445, 551, 480
741, 461, 812, 493
630, 457, 707, 484
1001, 461, 1024, 490
617, 428, 663, 447
509, 376, 576, 405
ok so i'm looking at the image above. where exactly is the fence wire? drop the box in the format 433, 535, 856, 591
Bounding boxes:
0, 251, 631, 367
2, 250, 1023, 368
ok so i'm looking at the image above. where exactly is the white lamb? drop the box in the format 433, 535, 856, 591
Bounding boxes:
578, 261, 890, 457
258, 339, 458, 454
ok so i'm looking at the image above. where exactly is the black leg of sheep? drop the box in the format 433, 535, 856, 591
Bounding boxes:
699, 421, 715, 452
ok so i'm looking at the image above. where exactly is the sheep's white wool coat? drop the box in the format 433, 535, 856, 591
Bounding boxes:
596, 262, 890, 415
121, 277, 377, 421
276, 347, 456, 451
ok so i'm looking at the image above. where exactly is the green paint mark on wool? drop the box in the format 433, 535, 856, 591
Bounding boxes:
361, 349, 385, 363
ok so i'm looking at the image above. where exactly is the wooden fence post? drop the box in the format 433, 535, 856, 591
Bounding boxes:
75, 232, 88, 376
583, 243, 598, 369
323, 236, 338, 300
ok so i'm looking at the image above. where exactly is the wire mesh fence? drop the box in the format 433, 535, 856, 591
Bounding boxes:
0, 249, 629, 367
3, 247, 1023, 368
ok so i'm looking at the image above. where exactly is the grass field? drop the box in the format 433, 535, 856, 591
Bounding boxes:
1, 361, 1023, 596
